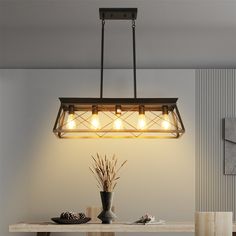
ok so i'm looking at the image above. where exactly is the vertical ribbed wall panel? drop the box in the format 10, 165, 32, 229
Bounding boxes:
196, 69, 236, 219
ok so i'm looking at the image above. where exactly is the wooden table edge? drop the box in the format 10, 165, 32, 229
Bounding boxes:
8, 222, 236, 234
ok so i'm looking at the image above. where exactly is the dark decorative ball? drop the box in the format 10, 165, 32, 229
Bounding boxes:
60, 212, 79, 220
78, 213, 86, 219
60, 211, 86, 220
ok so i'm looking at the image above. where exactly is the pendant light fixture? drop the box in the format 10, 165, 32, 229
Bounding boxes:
53, 8, 185, 138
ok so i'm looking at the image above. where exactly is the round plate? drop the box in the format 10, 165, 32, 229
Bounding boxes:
51, 217, 91, 224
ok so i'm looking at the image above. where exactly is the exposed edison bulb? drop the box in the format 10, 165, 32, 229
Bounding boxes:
91, 114, 100, 130
113, 117, 123, 130
138, 114, 146, 130
66, 114, 76, 129
113, 105, 123, 130
91, 105, 100, 130
161, 114, 170, 130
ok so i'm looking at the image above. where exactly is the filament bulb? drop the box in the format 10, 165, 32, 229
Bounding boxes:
114, 117, 123, 130
137, 105, 146, 130
67, 114, 76, 129
138, 114, 146, 130
91, 114, 100, 130
161, 114, 170, 129
113, 105, 123, 130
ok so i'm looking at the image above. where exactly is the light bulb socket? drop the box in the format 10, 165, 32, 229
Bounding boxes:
115, 105, 122, 115
92, 105, 98, 115
68, 105, 75, 114
139, 105, 145, 115
162, 105, 169, 115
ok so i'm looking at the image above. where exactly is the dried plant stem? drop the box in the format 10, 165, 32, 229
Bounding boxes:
90, 153, 127, 192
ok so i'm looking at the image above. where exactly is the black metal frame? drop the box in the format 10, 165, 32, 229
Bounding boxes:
100, 8, 137, 99
99, 8, 137, 20
53, 97, 185, 139
53, 8, 186, 139
56, 98, 180, 113
59, 97, 178, 105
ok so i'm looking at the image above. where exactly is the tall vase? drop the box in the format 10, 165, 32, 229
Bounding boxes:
97, 191, 117, 224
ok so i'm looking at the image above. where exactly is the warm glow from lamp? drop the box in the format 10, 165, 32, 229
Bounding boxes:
91, 114, 100, 129
91, 105, 100, 129
66, 105, 76, 129
161, 105, 170, 130
114, 117, 123, 130
114, 105, 123, 130
137, 106, 146, 130
161, 114, 170, 129
67, 114, 76, 129
138, 114, 146, 130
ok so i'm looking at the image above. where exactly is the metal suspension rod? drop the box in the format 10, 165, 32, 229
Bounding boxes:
100, 19, 105, 98
132, 19, 137, 98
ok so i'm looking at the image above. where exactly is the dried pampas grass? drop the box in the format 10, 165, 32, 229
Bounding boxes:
90, 153, 127, 192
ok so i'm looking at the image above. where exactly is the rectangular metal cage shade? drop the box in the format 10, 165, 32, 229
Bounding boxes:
53, 98, 185, 139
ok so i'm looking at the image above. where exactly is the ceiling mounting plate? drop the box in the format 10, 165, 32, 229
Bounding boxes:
99, 8, 137, 20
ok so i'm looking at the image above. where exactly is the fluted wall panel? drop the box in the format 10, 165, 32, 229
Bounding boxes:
196, 69, 236, 219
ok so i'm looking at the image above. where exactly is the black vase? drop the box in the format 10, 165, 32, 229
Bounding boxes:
97, 191, 116, 224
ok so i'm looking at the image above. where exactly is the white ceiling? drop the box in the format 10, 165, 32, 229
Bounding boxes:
1, 0, 236, 68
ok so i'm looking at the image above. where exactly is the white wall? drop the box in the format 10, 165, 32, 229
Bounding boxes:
0, 69, 195, 236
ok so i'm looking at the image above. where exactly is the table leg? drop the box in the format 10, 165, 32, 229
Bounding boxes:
37, 233, 50, 236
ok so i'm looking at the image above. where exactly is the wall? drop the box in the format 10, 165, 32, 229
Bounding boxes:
0, 69, 195, 236
2, 27, 236, 69
196, 69, 236, 219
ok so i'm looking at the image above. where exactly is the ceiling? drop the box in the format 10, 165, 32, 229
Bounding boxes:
1, 0, 236, 68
